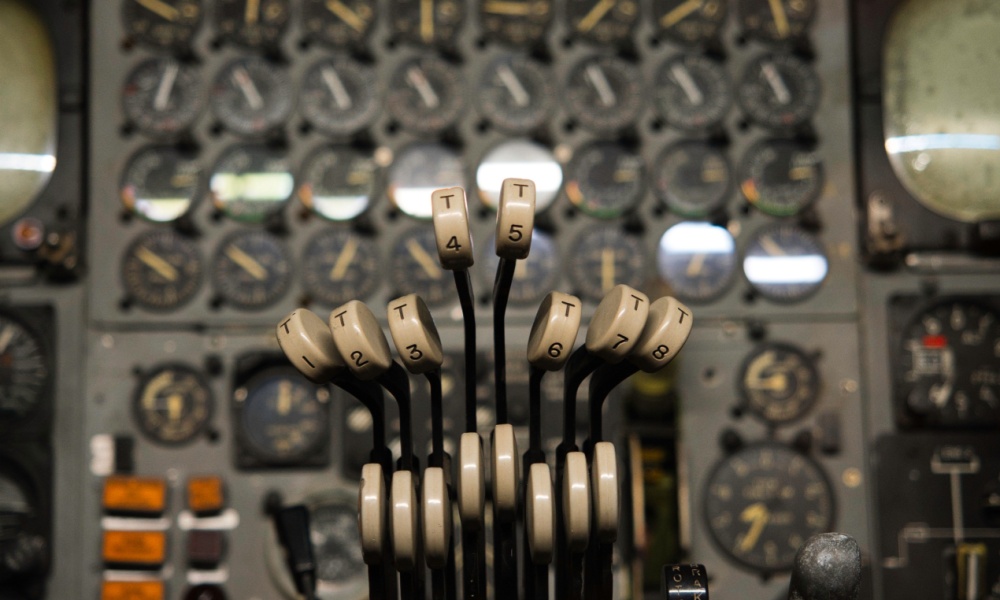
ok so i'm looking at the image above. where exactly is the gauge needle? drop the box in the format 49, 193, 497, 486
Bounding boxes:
671, 63, 704, 105
585, 64, 616, 107
246, 0, 261, 24
406, 239, 443, 279
738, 502, 770, 552
660, 0, 702, 28
482, 0, 533, 15
153, 62, 179, 111
748, 373, 788, 391
497, 64, 530, 108
232, 67, 264, 111
277, 380, 292, 415
136, 247, 179, 282
135, 0, 179, 21
600, 248, 616, 292
321, 67, 353, 110
761, 62, 791, 105
328, 237, 359, 281
929, 348, 955, 407
225, 245, 268, 281
420, 0, 435, 43
407, 66, 440, 108
686, 253, 706, 277
0, 326, 14, 355
767, 0, 790, 38
760, 235, 786, 256
577, 0, 616, 33
167, 393, 184, 420
326, 0, 367, 32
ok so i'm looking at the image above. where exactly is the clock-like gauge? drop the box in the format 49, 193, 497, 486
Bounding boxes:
896, 300, 1000, 428
122, 0, 202, 48
298, 146, 376, 221
566, 142, 644, 219
133, 364, 213, 445
476, 140, 562, 212
738, 0, 815, 42
480, 230, 559, 305
569, 225, 645, 302
653, 142, 731, 218
389, 0, 465, 46
479, 0, 552, 46
211, 57, 293, 137
122, 58, 204, 137
390, 227, 454, 306
737, 53, 820, 130
656, 221, 736, 303
301, 228, 380, 306
386, 56, 465, 134
654, 54, 731, 131
211, 229, 292, 310
564, 56, 643, 132
739, 139, 822, 217
654, 0, 726, 45
739, 342, 820, 425
742, 223, 828, 303
704, 443, 834, 573
209, 145, 294, 223
565, 0, 639, 45
388, 143, 466, 219
300, 57, 378, 136
121, 230, 204, 311
477, 55, 554, 133
302, 0, 376, 47
0, 313, 49, 419
308, 495, 367, 593
120, 146, 201, 223
215, 0, 290, 48
235, 368, 329, 465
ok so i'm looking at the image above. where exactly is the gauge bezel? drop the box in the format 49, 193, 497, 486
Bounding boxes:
741, 223, 829, 304
300, 227, 382, 306
120, 229, 204, 312
210, 229, 292, 311
131, 363, 215, 446
0, 307, 54, 430
121, 0, 203, 49
121, 58, 205, 138
737, 341, 822, 425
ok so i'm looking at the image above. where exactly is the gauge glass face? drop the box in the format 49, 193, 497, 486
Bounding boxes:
121, 230, 203, 311
566, 142, 644, 218
239, 370, 328, 463
389, 0, 465, 45
211, 230, 291, 310
122, 58, 204, 137
387, 57, 464, 134
0, 314, 48, 419
565, 56, 643, 132
211, 57, 292, 136
477, 55, 553, 133
739, 139, 822, 217
704, 444, 833, 573
883, 0, 1000, 222
215, 0, 290, 47
388, 144, 466, 219
565, 0, 639, 45
0, 470, 32, 543
654, 142, 730, 217
301, 229, 380, 305
476, 140, 562, 211
481, 230, 559, 304
897, 300, 1000, 428
740, 343, 820, 424
210, 145, 294, 222
569, 226, 645, 301
133, 364, 213, 445
738, 54, 820, 130
738, 0, 815, 42
479, 0, 552, 46
302, 0, 376, 46
122, 0, 202, 48
654, 54, 730, 131
300, 57, 378, 136
120, 146, 201, 223
657, 222, 736, 303
299, 147, 375, 221
654, 0, 726, 44
742, 224, 827, 303
390, 227, 454, 306
310, 500, 366, 589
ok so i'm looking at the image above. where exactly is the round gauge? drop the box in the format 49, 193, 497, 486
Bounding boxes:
704, 443, 834, 573
301, 229, 380, 306
479, 0, 552, 46
897, 300, 1000, 428
566, 142, 644, 218
653, 142, 731, 217
211, 229, 292, 310
656, 221, 736, 303
302, 0, 376, 47
0, 468, 34, 545
300, 57, 378, 136
654, 54, 731, 131
738, 54, 820, 130
565, 0, 638, 45
738, 0, 815, 42
209, 145, 294, 222
476, 140, 562, 211
654, 0, 726, 45
215, 0, 290, 47
122, 0, 202, 48
211, 57, 292, 137
0, 313, 49, 419
133, 364, 213, 445
236, 369, 328, 463
565, 56, 643, 132
477, 55, 554, 133
739, 139, 822, 217
120, 146, 201, 223
387, 56, 464, 134
390, 227, 454, 306
122, 58, 204, 137
309, 496, 367, 589
742, 224, 828, 303
388, 143, 466, 219
298, 146, 375, 221
480, 230, 559, 305
121, 230, 204, 311
569, 225, 645, 302
389, 0, 465, 45
739, 343, 820, 424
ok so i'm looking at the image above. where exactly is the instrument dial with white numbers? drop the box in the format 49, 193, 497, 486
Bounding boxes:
0, 314, 49, 419
211, 57, 292, 137
298, 146, 376, 221
121, 230, 204, 311
300, 57, 378, 136
654, 53, 731, 131
122, 58, 204, 137
566, 142, 644, 219
301, 228, 380, 306
236, 368, 329, 464
122, 0, 202, 48
211, 229, 292, 310
564, 56, 643, 133
569, 225, 645, 302
653, 142, 731, 217
477, 55, 553, 133
120, 146, 201, 223
390, 227, 454, 306
387, 56, 465, 134
738, 53, 820, 130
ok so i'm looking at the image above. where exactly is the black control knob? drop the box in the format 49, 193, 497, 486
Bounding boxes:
662, 564, 709, 599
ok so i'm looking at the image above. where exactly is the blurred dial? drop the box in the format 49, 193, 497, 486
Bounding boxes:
122, 58, 204, 137
120, 146, 201, 223
739, 342, 820, 424
390, 227, 454, 306
236, 369, 328, 463
653, 142, 730, 217
569, 225, 645, 301
309, 497, 367, 589
0, 469, 34, 548
133, 364, 213, 445
215, 0, 290, 47
300, 57, 378, 136
122, 0, 202, 48
477, 55, 553, 133
742, 223, 828, 303
654, 54, 731, 131
211, 57, 292, 137
565, 56, 643, 132
390, 0, 465, 45
479, 0, 552, 46
302, 0, 376, 47
739, 139, 822, 217
210, 145, 294, 222
476, 140, 562, 211
654, 0, 726, 45
566, 142, 644, 218
387, 56, 464, 134
211, 229, 291, 310
738, 0, 815, 42
301, 228, 380, 306
121, 230, 204, 311
738, 54, 820, 130
566, 0, 639, 45
0, 314, 49, 419
298, 146, 375, 221
388, 143, 466, 219
481, 230, 559, 305
656, 222, 736, 303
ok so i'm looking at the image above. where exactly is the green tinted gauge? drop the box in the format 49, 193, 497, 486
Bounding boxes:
566, 142, 644, 218
476, 140, 562, 212
298, 146, 375, 221
122, 58, 204, 137
211, 229, 291, 310
653, 142, 731, 218
656, 222, 736, 303
121, 146, 201, 223
739, 139, 822, 217
122, 0, 202, 48
301, 228, 380, 306
210, 145, 294, 222
569, 225, 646, 302
121, 230, 204, 311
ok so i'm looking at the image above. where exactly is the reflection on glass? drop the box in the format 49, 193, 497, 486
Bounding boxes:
743, 256, 828, 284
656, 222, 736, 302
121, 147, 201, 223
210, 146, 294, 223
476, 140, 563, 211
299, 147, 375, 221
742, 224, 828, 303
388, 143, 465, 220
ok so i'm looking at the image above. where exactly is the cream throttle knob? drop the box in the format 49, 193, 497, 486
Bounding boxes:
275, 309, 345, 383
329, 300, 394, 381
431, 187, 474, 270
586, 284, 650, 363
527, 291, 583, 372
